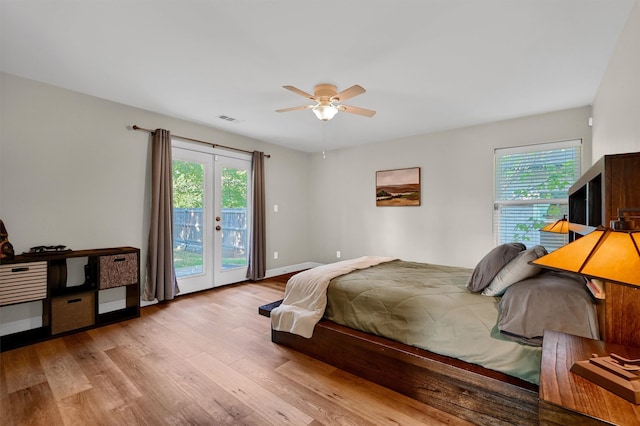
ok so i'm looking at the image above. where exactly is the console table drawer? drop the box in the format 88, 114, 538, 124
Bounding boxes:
0, 261, 47, 306
99, 253, 138, 289
51, 291, 95, 334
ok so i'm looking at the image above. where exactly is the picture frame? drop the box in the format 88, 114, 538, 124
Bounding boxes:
376, 167, 421, 206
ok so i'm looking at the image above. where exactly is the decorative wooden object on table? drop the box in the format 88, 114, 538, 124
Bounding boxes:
0, 219, 15, 259
0, 246, 140, 351
540, 330, 640, 425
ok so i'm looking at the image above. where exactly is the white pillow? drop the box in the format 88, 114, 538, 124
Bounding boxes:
482, 245, 547, 297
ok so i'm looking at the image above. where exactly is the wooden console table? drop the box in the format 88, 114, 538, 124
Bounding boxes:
540, 330, 640, 425
0, 246, 140, 351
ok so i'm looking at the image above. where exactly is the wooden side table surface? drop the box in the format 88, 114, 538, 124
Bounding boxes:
540, 330, 640, 425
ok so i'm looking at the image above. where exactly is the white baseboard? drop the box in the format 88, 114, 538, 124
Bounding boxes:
265, 262, 323, 278
140, 262, 324, 307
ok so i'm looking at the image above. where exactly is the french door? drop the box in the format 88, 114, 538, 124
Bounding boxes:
172, 141, 252, 293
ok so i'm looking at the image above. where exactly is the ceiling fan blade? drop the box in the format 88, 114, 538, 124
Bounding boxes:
283, 85, 315, 100
332, 85, 365, 102
276, 105, 313, 113
336, 104, 376, 117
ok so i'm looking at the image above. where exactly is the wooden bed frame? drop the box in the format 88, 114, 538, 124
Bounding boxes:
260, 301, 603, 426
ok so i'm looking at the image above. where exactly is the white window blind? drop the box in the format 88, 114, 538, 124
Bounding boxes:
494, 139, 581, 252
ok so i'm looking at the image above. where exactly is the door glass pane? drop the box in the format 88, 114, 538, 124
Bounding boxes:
221, 167, 248, 270
173, 160, 205, 278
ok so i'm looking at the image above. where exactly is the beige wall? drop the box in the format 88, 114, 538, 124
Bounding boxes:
0, 72, 313, 333
0, 73, 312, 274
592, 0, 640, 161
308, 107, 592, 268
307, 0, 640, 269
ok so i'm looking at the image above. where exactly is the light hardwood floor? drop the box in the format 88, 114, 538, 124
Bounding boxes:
1, 276, 473, 425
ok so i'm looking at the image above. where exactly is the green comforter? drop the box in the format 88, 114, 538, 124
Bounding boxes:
324, 260, 542, 384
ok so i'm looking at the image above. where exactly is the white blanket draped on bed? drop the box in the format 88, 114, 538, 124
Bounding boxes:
271, 256, 395, 338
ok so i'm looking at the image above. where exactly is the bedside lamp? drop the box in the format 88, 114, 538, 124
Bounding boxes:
532, 214, 640, 404
540, 215, 569, 234
532, 226, 640, 287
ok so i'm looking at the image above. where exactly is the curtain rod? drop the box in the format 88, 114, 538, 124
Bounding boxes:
131, 125, 270, 158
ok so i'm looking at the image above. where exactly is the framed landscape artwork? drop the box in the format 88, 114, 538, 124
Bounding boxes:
376, 167, 421, 206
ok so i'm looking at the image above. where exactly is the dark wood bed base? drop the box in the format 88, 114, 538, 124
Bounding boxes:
262, 303, 603, 425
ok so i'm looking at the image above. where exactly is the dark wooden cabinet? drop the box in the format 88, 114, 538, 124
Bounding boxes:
0, 246, 140, 351
568, 151, 640, 241
568, 152, 640, 347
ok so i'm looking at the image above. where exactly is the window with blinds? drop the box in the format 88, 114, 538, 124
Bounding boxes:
494, 140, 581, 252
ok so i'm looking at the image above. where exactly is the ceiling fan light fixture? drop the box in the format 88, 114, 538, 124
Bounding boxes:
312, 102, 338, 121
277, 83, 374, 120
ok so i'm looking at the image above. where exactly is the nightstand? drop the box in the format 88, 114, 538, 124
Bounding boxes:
540, 330, 640, 425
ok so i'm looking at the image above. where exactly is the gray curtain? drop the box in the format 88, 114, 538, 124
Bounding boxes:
247, 151, 266, 280
143, 129, 179, 301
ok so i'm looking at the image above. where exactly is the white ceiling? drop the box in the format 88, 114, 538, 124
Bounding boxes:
1, 1, 635, 153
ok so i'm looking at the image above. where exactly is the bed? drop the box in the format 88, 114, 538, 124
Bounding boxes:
264, 244, 602, 425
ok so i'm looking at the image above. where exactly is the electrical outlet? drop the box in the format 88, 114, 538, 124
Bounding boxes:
336, 251, 341, 258
273, 251, 278, 259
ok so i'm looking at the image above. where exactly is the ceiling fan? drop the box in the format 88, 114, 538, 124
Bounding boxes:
276, 83, 376, 121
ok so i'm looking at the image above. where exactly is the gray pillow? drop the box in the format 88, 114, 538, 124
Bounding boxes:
498, 271, 597, 346
482, 245, 547, 297
466, 242, 526, 292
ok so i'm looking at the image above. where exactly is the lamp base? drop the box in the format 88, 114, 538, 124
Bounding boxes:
570, 355, 640, 404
